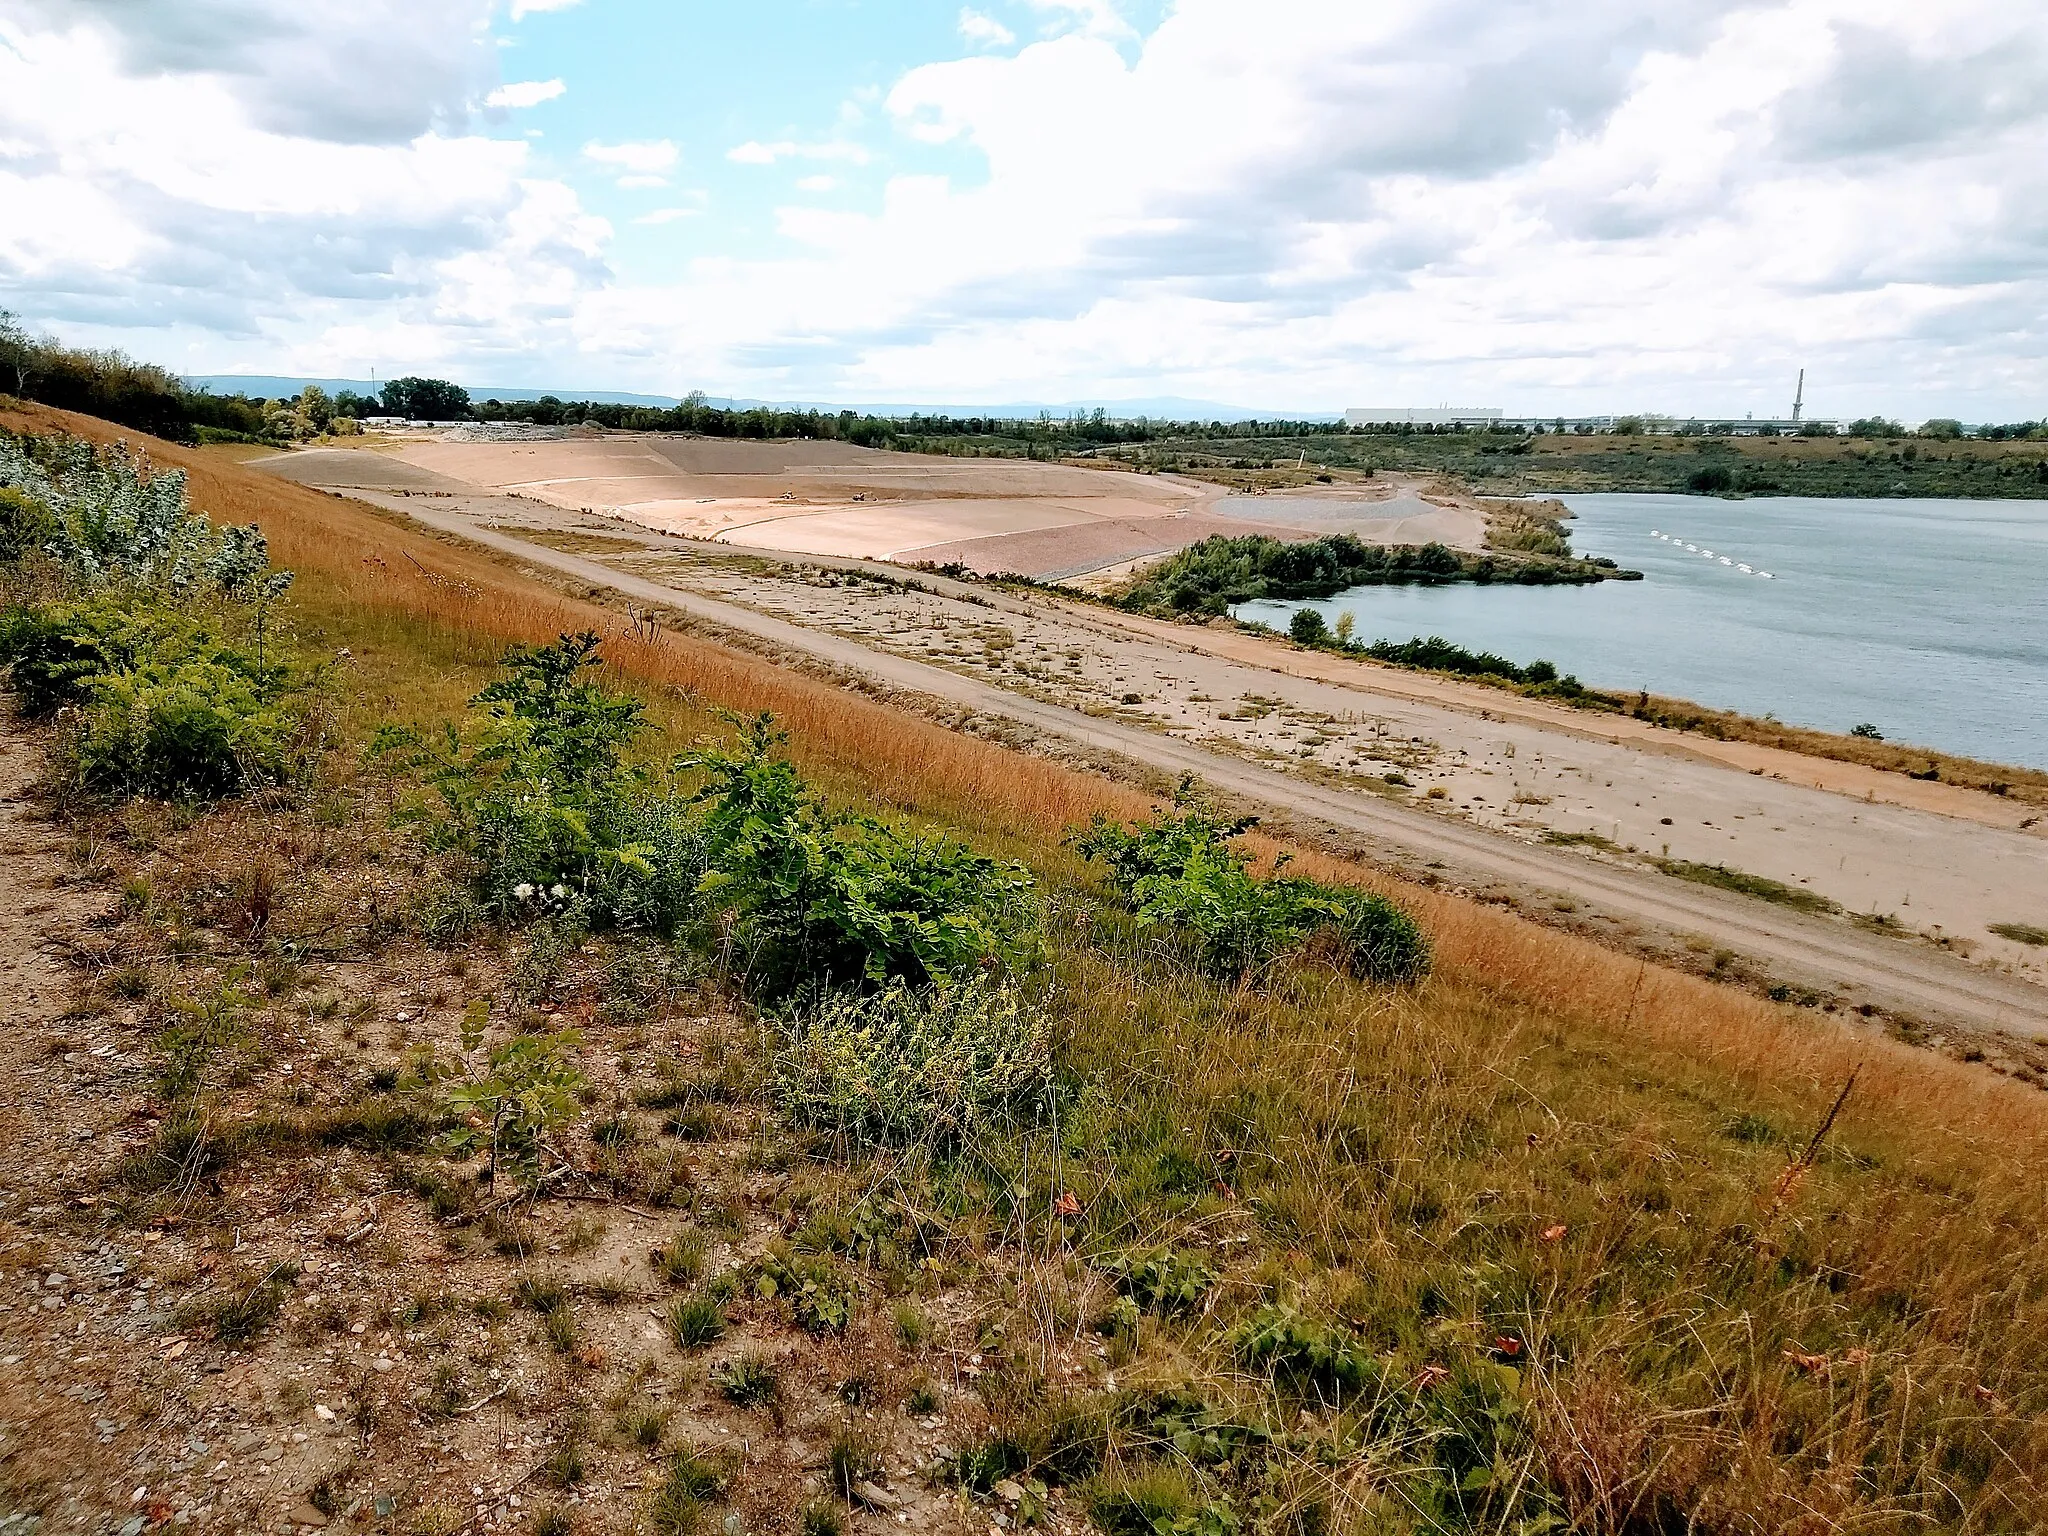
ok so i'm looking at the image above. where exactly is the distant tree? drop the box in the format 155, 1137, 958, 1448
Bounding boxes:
0, 310, 40, 398
381, 376, 471, 420
1288, 608, 1330, 646
332, 389, 376, 419
296, 385, 333, 432
1848, 417, 1903, 439
1613, 416, 1644, 435
1850, 723, 1884, 740
1918, 418, 1964, 440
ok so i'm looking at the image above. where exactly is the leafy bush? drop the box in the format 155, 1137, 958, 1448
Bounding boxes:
0, 431, 312, 802
1232, 1303, 1384, 1403
1287, 608, 1328, 645
774, 975, 1057, 1144
755, 1242, 856, 1333
688, 714, 1036, 991
1076, 785, 1430, 985
65, 657, 306, 799
0, 431, 287, 596
380, 632, 707, 936
1107, 1249, 1217, 1316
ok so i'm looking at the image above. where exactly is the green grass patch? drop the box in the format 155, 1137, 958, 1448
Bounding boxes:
1653, 858, 1842, 915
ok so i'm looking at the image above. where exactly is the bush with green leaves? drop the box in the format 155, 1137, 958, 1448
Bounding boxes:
379, 631, 707, 936
0, 484, 56, 563
0, 430, 312, 801
0, 430, 286, 596
64, 656, 308, 799
430, 1001, 588, 1193
688, 713, 1036, 992
774, 975, 1058, 1144
1106, 1248, 1218, 1316
1076, 784, 1429, 985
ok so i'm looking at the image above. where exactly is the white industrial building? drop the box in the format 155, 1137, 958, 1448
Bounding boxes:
1344, 407, 1504, 427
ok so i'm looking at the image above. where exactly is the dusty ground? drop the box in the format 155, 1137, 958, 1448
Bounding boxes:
0, 727, 1086, 1536
257, 437, 1483, 580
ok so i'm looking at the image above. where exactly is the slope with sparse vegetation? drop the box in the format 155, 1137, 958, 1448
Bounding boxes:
3, 405, 2048, 1536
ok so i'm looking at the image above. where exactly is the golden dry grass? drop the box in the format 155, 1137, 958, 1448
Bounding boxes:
8, 399, 2045, 1175
13, 401, 2048, 1526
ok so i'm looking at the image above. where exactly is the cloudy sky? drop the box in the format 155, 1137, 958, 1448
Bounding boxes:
1, 0, 2043, 417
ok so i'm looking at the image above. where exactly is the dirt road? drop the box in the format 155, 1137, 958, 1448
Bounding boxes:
357, 492, 2048, 1041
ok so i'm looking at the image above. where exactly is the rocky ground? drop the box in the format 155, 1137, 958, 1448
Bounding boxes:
0, 721, 1096, 1536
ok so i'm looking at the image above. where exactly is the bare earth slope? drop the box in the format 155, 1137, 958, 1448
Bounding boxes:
254, 448, 2048, 1041
262, 438, 1486, 579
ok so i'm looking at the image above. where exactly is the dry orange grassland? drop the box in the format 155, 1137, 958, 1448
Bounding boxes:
7, 400, 2048, 1533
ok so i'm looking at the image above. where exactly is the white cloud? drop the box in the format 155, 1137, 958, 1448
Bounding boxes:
0, 6, 605, 375
5, 0, 2047, 420
1024, 0, 1135, 43
583, 139, 680, 174
510, 0, 584, 17
959, 9, 1015, 48
796, 175, 839, 192
485, 79, 566, 109
727, 139, 873, 166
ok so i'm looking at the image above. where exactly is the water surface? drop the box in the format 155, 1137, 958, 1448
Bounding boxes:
1235, 494, 2048, 769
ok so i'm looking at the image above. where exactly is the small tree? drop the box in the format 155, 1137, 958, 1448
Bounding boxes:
0, 310, 41, 399
1288, 608, 1330, 646
437, 1000, 586, 1193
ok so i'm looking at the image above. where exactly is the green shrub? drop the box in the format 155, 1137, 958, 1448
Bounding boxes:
689, 714, 1036, 992
1232, 1303, 1384, 1404
774, 975, 1057, 1144
1286, 608, 1329, 646
435, 1002, 588, 1192
756, 1243, 856, 1333
1076, 785, 1430, 984
0, 431, 288, 595
64, 656, 304, 799
380, 632, 707, 937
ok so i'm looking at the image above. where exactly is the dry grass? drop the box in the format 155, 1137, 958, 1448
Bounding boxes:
9, 398, 2046, 1168
12, 402, 2048, 1527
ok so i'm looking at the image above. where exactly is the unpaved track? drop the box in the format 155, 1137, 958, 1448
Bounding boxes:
390, 501, 2048, 1040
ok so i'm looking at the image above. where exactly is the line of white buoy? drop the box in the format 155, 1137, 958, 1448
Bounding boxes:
1648, 529, 1773, 578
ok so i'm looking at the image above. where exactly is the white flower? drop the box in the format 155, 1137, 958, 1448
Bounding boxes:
549, 884, 570, 900
512, 883, 535, 900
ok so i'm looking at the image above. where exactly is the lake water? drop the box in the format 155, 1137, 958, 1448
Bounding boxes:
1234, 494, 2048, 769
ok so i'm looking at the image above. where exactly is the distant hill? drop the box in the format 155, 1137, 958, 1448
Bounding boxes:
180, 376, 1334, 425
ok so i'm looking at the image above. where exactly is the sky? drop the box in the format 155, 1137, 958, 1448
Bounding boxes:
1, 0, 2044, 419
